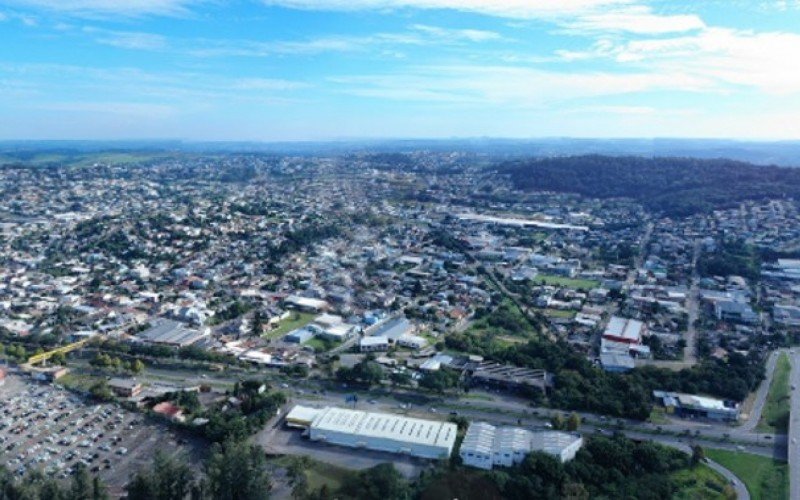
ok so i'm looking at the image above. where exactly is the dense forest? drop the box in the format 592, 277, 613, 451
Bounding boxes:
499, 155, 800, 216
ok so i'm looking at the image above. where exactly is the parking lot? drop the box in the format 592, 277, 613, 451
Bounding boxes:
0, 373, 201, 494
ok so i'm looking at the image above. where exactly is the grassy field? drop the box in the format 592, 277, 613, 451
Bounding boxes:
757, 353, 791, 433
705, 449, 789, 500
670, 463, 733, 500
304, 337, 341, 353
540, 308, 577, 319
56, 372, 103, 392
262, 312, 316, 340
273, 456, 355, 494
535, 274, 599, 290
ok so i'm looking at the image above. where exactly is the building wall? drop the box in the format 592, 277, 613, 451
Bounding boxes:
309, 427, 452, 459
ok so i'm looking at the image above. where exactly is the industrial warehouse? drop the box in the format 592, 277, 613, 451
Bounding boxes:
285, 405, 457, 460
459, 422, 583, 470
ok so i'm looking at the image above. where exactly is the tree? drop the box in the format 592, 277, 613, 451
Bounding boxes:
551, 414, 565, 431
339, 464, 409, 500
418, 370, 458, 394
132, 359, 145, 374
566, 412, 581, 432
690, 445, 705, 467
389, 371, 412, 387
205, 440, 271, 500
126, 452, 195, 500
69, 463, 93, 500
89, 381, 114, 402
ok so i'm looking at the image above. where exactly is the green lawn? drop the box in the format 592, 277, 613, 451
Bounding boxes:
705, 449, 788, 500
262, 312, 316, 340
671, 463, 733, 500
535, 274, 599, 290
757, 353, 791, 433
540, 308, 577, 319
304, 337, 341, 353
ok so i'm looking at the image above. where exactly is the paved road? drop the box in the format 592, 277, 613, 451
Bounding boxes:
665, 443, 750, 500
706, 456, 751, 500
788, 350, 800, 500
683, 239, 702, 365
625, 221, 653, 287
740, 349, 783, 432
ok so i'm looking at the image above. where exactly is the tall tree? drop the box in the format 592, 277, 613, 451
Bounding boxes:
205, 440, 271, 500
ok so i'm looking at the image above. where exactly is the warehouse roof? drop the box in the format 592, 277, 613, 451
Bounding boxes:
530, 431, 582, 455
460, 422, 496, 455
603, 316, 643, 342
311, 406, 457, 449
139, 319, 207, 347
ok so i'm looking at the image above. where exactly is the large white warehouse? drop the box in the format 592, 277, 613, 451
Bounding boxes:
460, 422, 583, 470
300, 406, 457, 460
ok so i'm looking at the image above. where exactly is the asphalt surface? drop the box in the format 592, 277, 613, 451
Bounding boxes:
740, 349, 782, 432
789, 350, 800, 500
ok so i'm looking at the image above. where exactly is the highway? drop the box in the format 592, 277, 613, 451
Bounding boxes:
789, 350, 800, 500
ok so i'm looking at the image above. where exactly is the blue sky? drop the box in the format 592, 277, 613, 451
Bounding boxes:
2, 0, 800, 141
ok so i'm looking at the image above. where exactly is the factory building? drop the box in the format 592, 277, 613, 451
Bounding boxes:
138, 319, 208, 348
460, 422, 583, 470
286, 405, 457, 460
653, 391, 740, 422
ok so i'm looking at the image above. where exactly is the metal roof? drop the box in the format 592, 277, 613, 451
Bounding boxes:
311, 406, 457, 449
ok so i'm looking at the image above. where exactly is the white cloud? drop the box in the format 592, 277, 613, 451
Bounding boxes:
410, 24, 501, 42
331, 65, 715, 106
88, 29, 168, 51
564, 27, 800, 95
231, 78, 310, 91
188, 24, 500, 58
261, 0, 632, 19
3, 0, 198, 17
562, 6, 705, 34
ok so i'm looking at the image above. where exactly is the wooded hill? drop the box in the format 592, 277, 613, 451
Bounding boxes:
499, 155, 800, 216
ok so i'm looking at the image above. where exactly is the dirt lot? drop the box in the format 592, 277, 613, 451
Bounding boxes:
0, 373, 203, 496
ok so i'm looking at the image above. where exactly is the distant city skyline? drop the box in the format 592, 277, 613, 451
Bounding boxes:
2, 0, 800, 140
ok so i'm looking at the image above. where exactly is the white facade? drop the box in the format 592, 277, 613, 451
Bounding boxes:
460, 423, 583, 470
459, 422, 495, 470
360, 335, 389, 352
530, 431, 584, 463
308, 406, 457, 460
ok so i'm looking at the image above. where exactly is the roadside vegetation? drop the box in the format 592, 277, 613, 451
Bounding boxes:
705, 449, 789, 500
757, 352, 791, 433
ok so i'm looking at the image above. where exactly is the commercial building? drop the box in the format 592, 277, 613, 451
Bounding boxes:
284, 327, 314, 344
360, 336, 389, 352
108, 377, 143, 398
467, 361, 552, 394
138, 319, 208, 348
653, 390, 740, 422
296, 405, 457, 460
285, 295, 330, 313
285, 405, 321, 428
603, 316, 645, 344
600, 316, 650, 372
460, 422, 583, 470
530, 431, 584, 463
